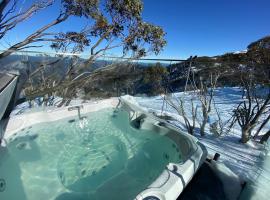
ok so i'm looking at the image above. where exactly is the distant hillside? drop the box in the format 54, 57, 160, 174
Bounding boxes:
0, 35, 269, 99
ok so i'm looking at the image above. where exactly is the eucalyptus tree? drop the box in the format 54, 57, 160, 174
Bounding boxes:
1, 0, 166, 59
0, 0, 166, 101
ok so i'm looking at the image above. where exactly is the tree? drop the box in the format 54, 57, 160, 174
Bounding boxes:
165, 95, 198, 135
196, 72, 220, 136
230, 35, 270, 143
232, 80, 270, 143
50, 0, 166, 63
247, 35, 270, 65
1, 0, 166, 101
186, 59, 220, 136
142, 63, 168, 95
1, 0, 166, 60
0, 0, 69, 59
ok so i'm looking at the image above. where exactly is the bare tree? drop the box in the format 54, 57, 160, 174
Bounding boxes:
212, 97, 234, 136
164, 57, 220, 136
165, 95, 198, 135
232, 81, 270, 143
195, 72, 220, 136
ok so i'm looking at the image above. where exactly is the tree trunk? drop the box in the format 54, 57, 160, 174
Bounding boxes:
188, 126, 194, 135
200, 107, 208, 136
253, 114, 270, 139
200, 118, 207, 136
260, 130, 270, 144
241, 127, 250, 143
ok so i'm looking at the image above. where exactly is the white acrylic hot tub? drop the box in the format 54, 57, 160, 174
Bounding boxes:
3, 96, 207, 200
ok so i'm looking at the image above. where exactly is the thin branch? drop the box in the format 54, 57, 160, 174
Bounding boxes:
0, 12, 68, 58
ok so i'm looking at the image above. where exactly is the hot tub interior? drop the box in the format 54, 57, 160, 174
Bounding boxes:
0, 107, 183, 200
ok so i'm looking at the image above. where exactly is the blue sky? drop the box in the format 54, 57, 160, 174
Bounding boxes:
1, 0, 270, 59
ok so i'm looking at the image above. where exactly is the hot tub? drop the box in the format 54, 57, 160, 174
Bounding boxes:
0, 96, 207, 200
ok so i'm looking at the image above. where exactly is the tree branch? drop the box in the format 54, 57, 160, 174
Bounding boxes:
0, 12, 68, 59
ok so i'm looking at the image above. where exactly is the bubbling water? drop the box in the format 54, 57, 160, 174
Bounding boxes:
0, 108, 182, 200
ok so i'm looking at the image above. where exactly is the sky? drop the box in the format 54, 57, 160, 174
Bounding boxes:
1, 0, 270, 59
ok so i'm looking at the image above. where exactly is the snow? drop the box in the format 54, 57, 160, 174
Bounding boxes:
9, 97, 99, 116
233, 50, 248, 54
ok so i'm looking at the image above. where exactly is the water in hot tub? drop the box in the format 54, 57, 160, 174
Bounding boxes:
0, 108, 181, 200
